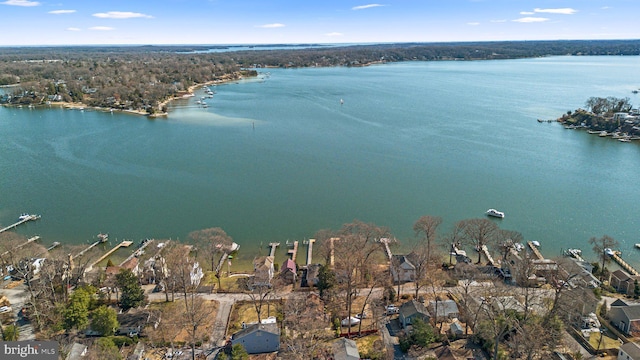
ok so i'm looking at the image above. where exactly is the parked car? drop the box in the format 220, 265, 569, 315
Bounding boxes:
355, 313, 367, 319
341, 317, 361, 326
385, 305, 399, 315
0, 306, 12, 314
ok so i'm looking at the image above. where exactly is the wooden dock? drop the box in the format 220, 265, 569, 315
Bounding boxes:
611, 252, 639, 276
480, 245, 496, 266
306, 239, 315, 266
0, 236, 40, 256
527, 241, 544, 260
215, 252, 229, 275
74, 237, 108, 259
380, 238, 393, 261
288, 241, 299, 262
119, 239, 154, 267
89, 240, 133, 269
0, 214, 41, 234
268, 242, 280, 257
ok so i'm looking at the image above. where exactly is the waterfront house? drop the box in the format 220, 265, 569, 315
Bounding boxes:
333, 337, 360, 360
230, 322, 280, 354
390, 253, 419, 283
281, 258, 297, 284
399, 300, 431, 329
618, 341, 640, 360
253, 256, 275, 287
610, 269, 640, 294
608, 301, 640, 336
428, 300, 460, 321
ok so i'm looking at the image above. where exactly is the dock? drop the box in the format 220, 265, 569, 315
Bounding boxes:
306, 239, 315, 266
0, 214, 41, 234
89, 240, 133, 269
268, 242, 280, 257
288, 241, 299, 262
47, 242, 60, 251
215, 252, 229, 276
527, 241, 544, 260
380, 238, 393, 261
480, 245, 496, 267
74, 235, 109, 259
611, 252, 639, 276
0, 236, 40, 256
119, 239, 154, 267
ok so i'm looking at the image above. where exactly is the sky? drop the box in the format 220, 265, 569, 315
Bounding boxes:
0, 0, 638, 46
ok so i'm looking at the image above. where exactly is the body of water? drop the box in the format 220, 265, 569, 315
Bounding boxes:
2, 56, 640, 265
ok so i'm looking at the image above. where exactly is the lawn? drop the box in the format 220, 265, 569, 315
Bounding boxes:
588, 331, 621, 350
228, 300, 283, 335
146, 298, 218, 346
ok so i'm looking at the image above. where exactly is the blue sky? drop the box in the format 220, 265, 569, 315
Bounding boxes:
1, 0, 638, 45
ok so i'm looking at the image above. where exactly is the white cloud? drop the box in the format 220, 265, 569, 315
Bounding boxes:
601, 6, 610, 10
66, 27, 80, 31
352, 4, 384, 10
49, 9, 76, 14
490, 19, 507, 23
90, 26, 114, 31
1, 0, 40, 6
467, 22, 480, 26
520, 11, 534, 15
325, 32, 344, 37
534, 8, 577, 15
255, 23, 285, 28
93, 11, 153, 19
513, 17, 549, 23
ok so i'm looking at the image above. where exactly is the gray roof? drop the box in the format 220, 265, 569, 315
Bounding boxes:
429, 300, 459, 317
333, 337, 360, 360
232, 322, 279, 340
620, 342, 640, 359
611, 299, 629, 307
391, 254, 416, 270
399, 300, 430, 318
614, 304, 640, 322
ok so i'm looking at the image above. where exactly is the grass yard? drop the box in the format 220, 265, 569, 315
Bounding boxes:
228, 300, 283, 334
146, 298, 218, 346
588, 331, 621, 351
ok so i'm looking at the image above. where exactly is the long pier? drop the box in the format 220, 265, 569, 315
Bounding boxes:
288, 241, 299, 262
0, 215, 41, 234
527, 241, 544, 260
119, 239, 154, 267
306, 239, 315, 266
268, 242, 280, 257
0, 236, 40, 257
611, 252, 639, 276
74, 237, 108, 259
89, 240, 133, 269
379, 238, 393, 261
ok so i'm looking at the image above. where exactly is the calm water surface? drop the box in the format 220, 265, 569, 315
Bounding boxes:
2, 56, 640, 265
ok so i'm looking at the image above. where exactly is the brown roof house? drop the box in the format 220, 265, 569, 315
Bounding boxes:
253, 256, 275, 287
399, 300, 431, 329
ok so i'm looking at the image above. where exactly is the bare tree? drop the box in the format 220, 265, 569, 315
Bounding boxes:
412, 215, 442, 298
189, 227, 234, 275
457, 218, 499, 264
589, 235, 618, 278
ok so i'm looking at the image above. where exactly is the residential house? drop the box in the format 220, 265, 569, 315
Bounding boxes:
281, 258, 297, 284
609, 301, 640, 336
65, 343, 87, 360
116, 310, 153, 337
399, 300, 431, 329
302, 263, 321, 287
428, 300, 460, 322
253, 256, 275, 287
230, 322, 280, 354
490, 296, 525, 314
619, 342, 640, 360
611, 269, 640, 294
333, 337, 360, 360
390, 253, 418, 283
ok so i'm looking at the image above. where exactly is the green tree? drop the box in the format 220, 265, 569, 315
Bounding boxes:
399, 318, 436, 352
2, 324, 19, 340
316, 264, 335, 298
63, 286, 94, 331
94, 337, 122, 360
91, 305, 119, 336
115, 268, 145, 311
230, 344, 249, 360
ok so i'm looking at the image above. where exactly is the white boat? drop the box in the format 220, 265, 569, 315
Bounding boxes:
485, 209, 505, 218
18, 213, 30, 221
531, 241, 540, 247
598, 131, 608, 137
634, 243, 640, 249
605, 248, 614, 256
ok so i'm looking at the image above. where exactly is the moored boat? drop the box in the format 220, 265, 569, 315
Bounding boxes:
485, 209, 505, 218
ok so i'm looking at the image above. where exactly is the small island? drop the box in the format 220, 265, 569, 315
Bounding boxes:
557, 96, 640, 141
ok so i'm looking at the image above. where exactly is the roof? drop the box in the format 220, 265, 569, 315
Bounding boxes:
491, 296, 524, 313
399, 300, 430, 319
614, 303, 640, 322
429, 300, 459, 317
253, 256, 274, 271
232, 322, 280, 340
391, 254, 416, 270
620, 342, 640, 359
281, 258, 296, 273
612, 269, 632, 282
333, 337, 360, 360
65, 343, 87, 360
611, 299, 629, 307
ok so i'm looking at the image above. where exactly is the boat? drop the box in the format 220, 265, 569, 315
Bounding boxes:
587, 130, 601, 134
18, 213, 30, 221
635, 244, 640, 249
619, 138, 631, 142
598, 131, 608, 137
485, 209, 505, 218
531, 240, 540, 247
605, 248, 614, 256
